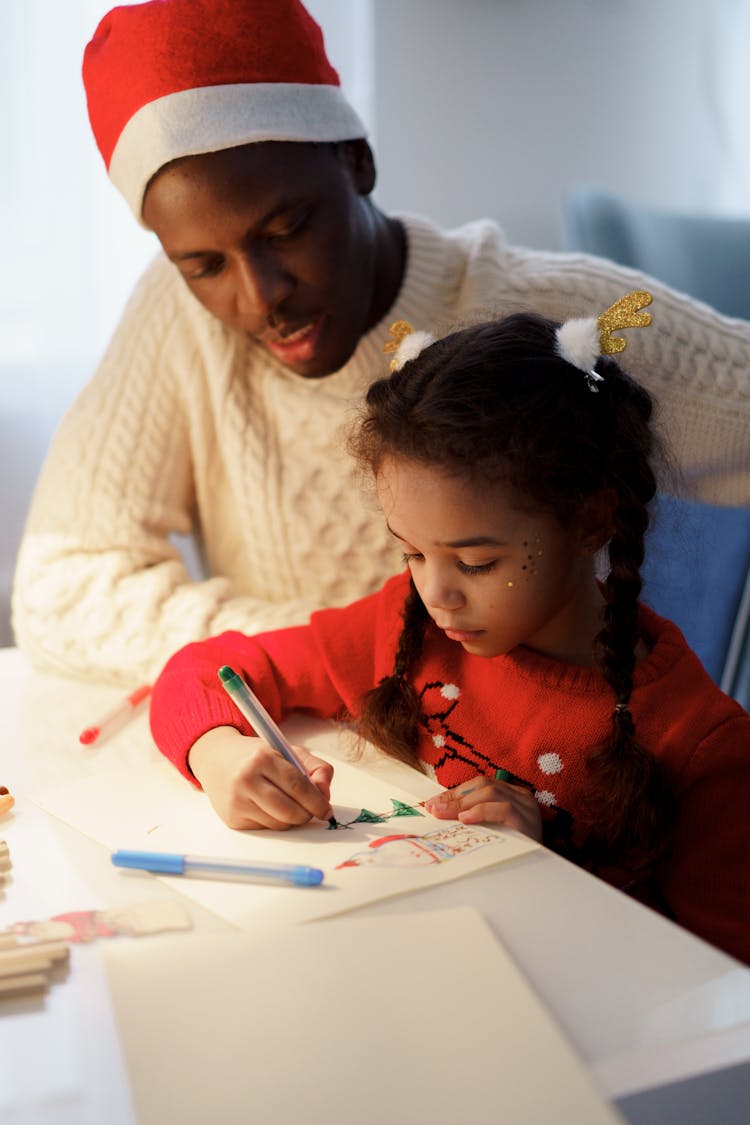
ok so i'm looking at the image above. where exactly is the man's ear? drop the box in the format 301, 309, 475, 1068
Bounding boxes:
578, 487, 618, 554
339, 139, 376, 196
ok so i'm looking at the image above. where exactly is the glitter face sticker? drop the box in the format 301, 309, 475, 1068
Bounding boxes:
520, 534, 544, 580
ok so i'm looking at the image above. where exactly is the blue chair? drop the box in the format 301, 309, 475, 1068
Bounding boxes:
563, 187, 750, 708
640, 496, 750, 709
563, 186, 750, 320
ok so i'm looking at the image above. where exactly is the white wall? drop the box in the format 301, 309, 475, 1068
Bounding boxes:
306, 0, 376, 131
368, 0, 750, 249
0, 1, 158, 645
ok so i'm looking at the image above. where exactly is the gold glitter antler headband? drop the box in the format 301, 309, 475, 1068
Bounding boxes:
383, 319, 437, 372
555, 289, 653, 391
597, 290, 653, 354
383, 293, 653, 386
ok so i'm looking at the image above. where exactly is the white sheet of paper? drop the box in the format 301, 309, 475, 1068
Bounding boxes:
30, 722, 539, 932
103, 906, 622, 1125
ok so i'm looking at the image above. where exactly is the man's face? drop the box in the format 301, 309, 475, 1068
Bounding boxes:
143, 141, 380, 378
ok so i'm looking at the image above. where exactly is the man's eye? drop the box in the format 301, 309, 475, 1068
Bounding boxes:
266, 210, 310, 242
186, 256, 224, 280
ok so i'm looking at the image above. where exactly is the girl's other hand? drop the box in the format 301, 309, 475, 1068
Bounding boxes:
423, 774, 542, 842
187, 727, 334, 830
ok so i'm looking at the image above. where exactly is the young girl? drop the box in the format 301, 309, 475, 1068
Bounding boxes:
150, 292, 750, 964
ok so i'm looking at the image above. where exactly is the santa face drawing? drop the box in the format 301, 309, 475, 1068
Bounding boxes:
337, 824, 499, 869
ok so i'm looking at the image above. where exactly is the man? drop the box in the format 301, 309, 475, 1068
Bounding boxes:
12, 0, 750, 685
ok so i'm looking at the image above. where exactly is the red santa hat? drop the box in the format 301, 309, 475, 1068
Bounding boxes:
82, 0, 366, 223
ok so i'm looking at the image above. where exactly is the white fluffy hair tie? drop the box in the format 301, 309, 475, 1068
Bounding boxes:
555, 317, 604, 392
383, 320, 436, 372
555, 290, 653, 392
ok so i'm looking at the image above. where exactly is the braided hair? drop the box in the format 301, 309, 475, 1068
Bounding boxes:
351, 312, 675, 862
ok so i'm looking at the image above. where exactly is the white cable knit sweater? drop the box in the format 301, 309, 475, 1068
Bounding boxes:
12, 215, 750, 685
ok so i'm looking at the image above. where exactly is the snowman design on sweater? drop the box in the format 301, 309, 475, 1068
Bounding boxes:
416, 680, 576, 856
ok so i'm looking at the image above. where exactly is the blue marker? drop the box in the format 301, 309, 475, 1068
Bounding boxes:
218, 665, 338, 829
111, 849, 324, 887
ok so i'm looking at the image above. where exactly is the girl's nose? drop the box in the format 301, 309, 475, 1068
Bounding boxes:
419, 568, 465, 612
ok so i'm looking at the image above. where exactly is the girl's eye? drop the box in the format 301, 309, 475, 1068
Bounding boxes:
401, 552, 423, 566
458, 560, 497, 575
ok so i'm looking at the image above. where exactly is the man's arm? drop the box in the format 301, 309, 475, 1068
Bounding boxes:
11, 257, 318, 685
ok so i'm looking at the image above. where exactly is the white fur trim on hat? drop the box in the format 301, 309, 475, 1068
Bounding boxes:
111, 83, 367, 225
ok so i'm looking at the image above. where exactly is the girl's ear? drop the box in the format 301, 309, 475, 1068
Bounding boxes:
577, 487, 618, 554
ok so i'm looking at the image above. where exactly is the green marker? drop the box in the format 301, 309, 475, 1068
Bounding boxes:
218, 665, 338, 829
494, 767, 536, 794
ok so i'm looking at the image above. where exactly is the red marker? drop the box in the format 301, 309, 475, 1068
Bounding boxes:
79, 684, 152, 745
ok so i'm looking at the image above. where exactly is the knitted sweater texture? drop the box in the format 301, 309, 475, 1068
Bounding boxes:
13, 216, 750, 684
150, 570, 750, 965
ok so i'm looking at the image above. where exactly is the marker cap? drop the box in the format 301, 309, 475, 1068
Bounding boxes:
112, 849, 185, 874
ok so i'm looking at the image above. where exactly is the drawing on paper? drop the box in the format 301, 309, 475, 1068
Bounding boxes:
329, 797, 425, 829
11, 901, 191, 943
335, 823, 501, 868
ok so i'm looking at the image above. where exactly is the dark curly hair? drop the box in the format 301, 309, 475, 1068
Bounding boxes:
349, 312, 675, 863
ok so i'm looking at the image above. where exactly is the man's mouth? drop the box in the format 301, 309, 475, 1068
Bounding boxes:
263, 317, 325, 364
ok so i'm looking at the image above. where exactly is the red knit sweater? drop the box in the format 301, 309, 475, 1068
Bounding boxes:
150, 571, 750, 964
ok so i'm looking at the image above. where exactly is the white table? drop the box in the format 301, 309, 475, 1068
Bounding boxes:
0, 647, 748, 1124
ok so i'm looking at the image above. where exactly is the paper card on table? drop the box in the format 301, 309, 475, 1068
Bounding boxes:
104, 906, 623, 1125
30, 736, 539, 932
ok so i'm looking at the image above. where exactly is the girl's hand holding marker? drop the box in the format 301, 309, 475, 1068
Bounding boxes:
189, 729, 334, 832
424, 770, 543, 841
187, 667, 335, 832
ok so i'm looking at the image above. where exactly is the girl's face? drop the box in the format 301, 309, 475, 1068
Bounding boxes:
376, 456, 606, 666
